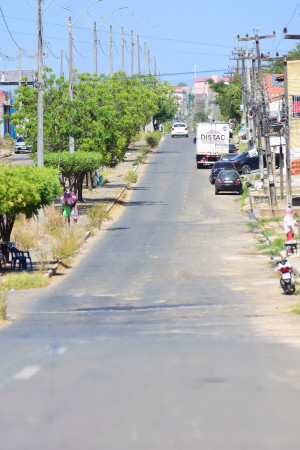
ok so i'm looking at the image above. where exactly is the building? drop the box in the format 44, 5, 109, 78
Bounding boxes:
194, 75, 229, 98
0, 90, 16, 139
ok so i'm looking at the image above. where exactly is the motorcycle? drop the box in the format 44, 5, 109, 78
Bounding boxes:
277, 259, 296, 295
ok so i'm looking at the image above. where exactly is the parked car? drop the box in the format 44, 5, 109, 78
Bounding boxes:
220, 153, 237, 161
232, 150, 280, 174
229, 143, 238, 153
14, 136, 31, 154
209, 161, 236, 184
171, 122, 188, 138
215, 170, 243, 195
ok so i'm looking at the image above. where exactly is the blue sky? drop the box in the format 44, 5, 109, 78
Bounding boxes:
0, 0, 300, 90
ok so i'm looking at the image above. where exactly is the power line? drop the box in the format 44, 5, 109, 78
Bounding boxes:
0, 6, 21, 49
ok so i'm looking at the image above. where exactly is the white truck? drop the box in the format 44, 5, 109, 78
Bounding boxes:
195, 122, 230, 168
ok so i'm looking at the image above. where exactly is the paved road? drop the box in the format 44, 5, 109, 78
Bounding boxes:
1, 135, 300, 449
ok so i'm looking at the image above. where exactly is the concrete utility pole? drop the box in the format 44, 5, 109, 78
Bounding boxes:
238, 32, 277, 210
137, 35, 141, 74
148, 50, 151, 74
60, 49, 64, 77
251, 57, 264, 182
230, 49, 254, 146
121, 27, 125, 72
131, 30, 134, 77
93, 22, 97, 74
37, 0, 44, 167
144, 43, 147, 75
68, 16, 74, 153
110, 25, 113, 76
245, 41, 254, 147
284, 56, 292, 206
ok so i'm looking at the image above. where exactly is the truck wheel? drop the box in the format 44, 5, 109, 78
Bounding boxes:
242, 164, 251, 174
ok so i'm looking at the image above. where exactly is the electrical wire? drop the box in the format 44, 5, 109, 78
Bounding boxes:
0, 6, 21, 49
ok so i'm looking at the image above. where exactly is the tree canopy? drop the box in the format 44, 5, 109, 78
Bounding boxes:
11, 70, 177, 168
0, 166, 62, 241
263, 43, 300, 73
207, 74, 242, 122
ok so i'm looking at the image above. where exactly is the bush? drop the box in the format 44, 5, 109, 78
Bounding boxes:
51, 228, 86, 260
122, 170, 138, 184
86, 204, 111, 229
145, 131, 162, 148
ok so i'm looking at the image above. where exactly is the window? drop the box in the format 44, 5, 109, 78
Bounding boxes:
292, 95, 300, 118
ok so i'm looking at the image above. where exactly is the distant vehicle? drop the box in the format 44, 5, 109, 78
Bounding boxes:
195, 122, 230, 168
171, 122, 188, 138
209, 161, 236, 184
229, 144, 238, 153
14, 137, 31, 154
220, 153, 237, 161
232, 149, 280, 174
215, 170, 243, 195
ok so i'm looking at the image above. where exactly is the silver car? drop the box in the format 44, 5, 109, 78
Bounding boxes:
14, 136, 31, 154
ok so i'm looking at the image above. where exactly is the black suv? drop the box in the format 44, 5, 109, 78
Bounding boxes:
209, 161, 236, 184
232, 150, 280, 174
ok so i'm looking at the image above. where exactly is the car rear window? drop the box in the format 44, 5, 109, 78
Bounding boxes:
173, 123, 186, 128
214, 162, 234, 168
220, 171, 239, 181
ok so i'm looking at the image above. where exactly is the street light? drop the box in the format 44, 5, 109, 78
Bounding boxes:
87, 7, 128, 75
51, 0, 102, 153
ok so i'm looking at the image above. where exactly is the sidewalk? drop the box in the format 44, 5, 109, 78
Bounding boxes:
71, 142, 144, 219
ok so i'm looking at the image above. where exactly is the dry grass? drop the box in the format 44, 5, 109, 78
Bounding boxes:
1, 272, 50, 291
51, 227, 87, 261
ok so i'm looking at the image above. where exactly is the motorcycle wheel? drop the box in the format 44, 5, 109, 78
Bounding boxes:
286, 283, 296, 295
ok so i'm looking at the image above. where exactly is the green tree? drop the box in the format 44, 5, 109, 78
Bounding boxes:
263, 43, 300, 73
11, 70, 173, 167
153, 95, 177, 125
43, 151, 102, 201
0, 166, 62, 241
207, 74, 242, 122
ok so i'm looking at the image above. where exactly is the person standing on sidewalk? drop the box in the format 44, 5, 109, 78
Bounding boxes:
284, 207, 296, 254
71, 202, 79, 224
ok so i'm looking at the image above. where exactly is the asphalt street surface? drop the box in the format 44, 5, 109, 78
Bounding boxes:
1, 135, 300, 449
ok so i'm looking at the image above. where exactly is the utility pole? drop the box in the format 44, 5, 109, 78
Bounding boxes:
154, 56, 157, 77
284, 56, 292, 206
121, 26, 125, 72
131, 30, 134, 77
18, 47, 22, 88
68, 16, 74, 153
37, 0, 44, 167
230, 50, 247, 138
93, 22, 97, 74
251, 57, 264, 182
148, 50, 151, 74
137, 35, 141, 74
110, 25, 113, 76
238, 32, 277, 210
60, 49, 64, 77
144, 43, 147, 75
245, 41, 254, 147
